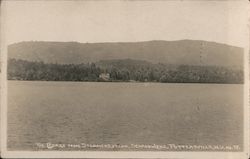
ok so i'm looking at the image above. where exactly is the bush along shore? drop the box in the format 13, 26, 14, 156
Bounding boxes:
8, 58, 243, 84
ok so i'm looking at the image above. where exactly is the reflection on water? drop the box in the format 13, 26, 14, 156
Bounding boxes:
7, 81, 243, 151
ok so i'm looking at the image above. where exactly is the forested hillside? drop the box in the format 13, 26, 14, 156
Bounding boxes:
8, 40, 244, 67
8, 58, 243, 84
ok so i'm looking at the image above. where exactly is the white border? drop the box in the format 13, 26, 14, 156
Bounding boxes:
0, 0, 8, 157
0, 0, 249, 158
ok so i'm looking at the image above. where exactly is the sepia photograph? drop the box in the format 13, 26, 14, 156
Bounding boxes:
0, 0, 249, 158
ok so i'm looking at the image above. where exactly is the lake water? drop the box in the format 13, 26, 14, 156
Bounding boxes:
7, 81, 243, 151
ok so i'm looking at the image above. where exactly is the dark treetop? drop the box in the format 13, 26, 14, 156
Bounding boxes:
8, 58, 243, 84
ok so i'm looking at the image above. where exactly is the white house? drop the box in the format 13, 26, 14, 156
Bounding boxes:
99, 73, 110, 81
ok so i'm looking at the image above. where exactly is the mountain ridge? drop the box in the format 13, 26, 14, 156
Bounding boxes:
9, 39, 243, 48
8, 40, 244, 67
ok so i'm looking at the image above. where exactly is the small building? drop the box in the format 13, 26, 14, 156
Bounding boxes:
99, 73, 110, 81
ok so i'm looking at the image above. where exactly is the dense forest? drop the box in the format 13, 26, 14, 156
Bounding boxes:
8, 58, 243, 84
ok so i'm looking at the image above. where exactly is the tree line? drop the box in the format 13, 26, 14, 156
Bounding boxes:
8, 58, 243, 84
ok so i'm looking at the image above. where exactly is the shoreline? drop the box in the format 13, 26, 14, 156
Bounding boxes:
7, 79, 244, 85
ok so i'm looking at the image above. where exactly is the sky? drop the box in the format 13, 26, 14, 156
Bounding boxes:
1, 0, 249, 47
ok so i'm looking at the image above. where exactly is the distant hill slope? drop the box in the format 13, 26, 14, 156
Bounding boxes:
96, 59, 153, 68
8, 40, 244, 67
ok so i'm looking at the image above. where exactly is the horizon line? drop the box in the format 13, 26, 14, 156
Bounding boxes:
8, 39, 243, 49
